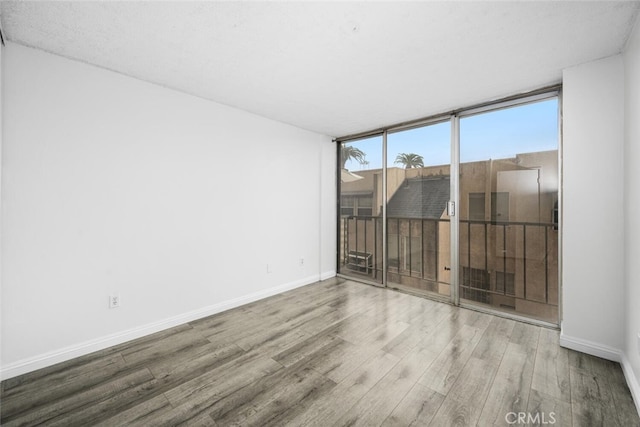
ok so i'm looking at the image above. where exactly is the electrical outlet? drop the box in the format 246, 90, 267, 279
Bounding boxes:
109, 294, 121, 309
300, 257, 305, 266
267, 264, 272, 274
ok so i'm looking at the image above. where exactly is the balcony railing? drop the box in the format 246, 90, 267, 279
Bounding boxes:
339, 215, 559, 323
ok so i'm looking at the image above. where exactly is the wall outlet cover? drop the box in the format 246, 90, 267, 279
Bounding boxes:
109, 294, 121, 309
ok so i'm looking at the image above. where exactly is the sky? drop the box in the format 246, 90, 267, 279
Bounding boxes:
343, 98, 559, 171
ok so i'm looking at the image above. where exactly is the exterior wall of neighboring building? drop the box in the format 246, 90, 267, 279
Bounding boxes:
459, 150, 559, 321
341, 167, 406, 216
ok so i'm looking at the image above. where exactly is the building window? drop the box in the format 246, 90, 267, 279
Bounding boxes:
468, 192, 510, 222
469, 193, 485, 221
462, 267, 490, 304
341, 195, 373, 217
357, 196, 373, 216
341, 197, 354, 216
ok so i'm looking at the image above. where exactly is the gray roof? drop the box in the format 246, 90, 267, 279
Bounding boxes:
387, 176, 450, 219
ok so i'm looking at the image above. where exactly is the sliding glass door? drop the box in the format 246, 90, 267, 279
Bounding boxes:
458, 98, 559, 323
385, 121, 451, 299
337, 91, 560, 324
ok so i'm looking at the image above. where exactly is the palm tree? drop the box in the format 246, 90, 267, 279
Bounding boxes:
341, 145, 367, 169
394, 153, 424, 169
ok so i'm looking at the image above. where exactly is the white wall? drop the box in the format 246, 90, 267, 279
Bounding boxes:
561, 55, 625, 355
0, 43, 335, 378
320, 139, 337, 279
0, 30, 4, 374
624, 15, 640, 408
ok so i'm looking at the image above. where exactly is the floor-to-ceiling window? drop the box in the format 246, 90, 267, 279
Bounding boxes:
386, 121, 451, 300
338, 135, 384, 284
337, 90, 560, 324
458, 98, 559, 323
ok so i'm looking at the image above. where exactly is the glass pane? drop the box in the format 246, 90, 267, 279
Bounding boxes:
386, 121, 451, 298
338, 136, 383, 283
459, 99, 559, 323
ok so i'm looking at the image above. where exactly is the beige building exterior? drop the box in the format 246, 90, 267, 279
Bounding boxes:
340, 150, 558, 322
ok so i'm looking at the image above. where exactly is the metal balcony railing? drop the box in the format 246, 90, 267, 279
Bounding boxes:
339, 215, 559, 321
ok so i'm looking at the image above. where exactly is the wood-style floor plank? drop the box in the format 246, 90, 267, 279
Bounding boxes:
0, 351, 128, 420
286, 349, 400, 427
214, 365, 336, 427
334, 344, 441, 427
527, 389, 573, 427
163, 351, 283, 408
94, 394, 174, 427
429, 316, 517, 427
3, 368, 157, 426
416, 322, 487, 395
1, 277, 638, 426
476, 342, 535, 426
380, 302, 454, 359
531, 328, 572, 403
381, 382, 445, 427
428, 356, 497, 427
603, 360, 640, 427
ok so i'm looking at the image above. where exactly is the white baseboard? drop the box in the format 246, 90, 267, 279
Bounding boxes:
320, 270, 336, 281
0, 274, 325, 381
559, 331, 622, 362
559, 331, 640, 417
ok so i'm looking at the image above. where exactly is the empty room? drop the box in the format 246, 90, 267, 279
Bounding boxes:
1, 1, 640, 426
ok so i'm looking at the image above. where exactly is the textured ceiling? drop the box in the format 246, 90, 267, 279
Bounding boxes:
1, 1, 639, 137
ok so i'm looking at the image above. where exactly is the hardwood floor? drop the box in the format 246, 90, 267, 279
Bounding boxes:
1, 278, 638, 426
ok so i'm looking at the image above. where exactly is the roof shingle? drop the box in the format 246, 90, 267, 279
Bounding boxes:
387, 176, 449, 219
